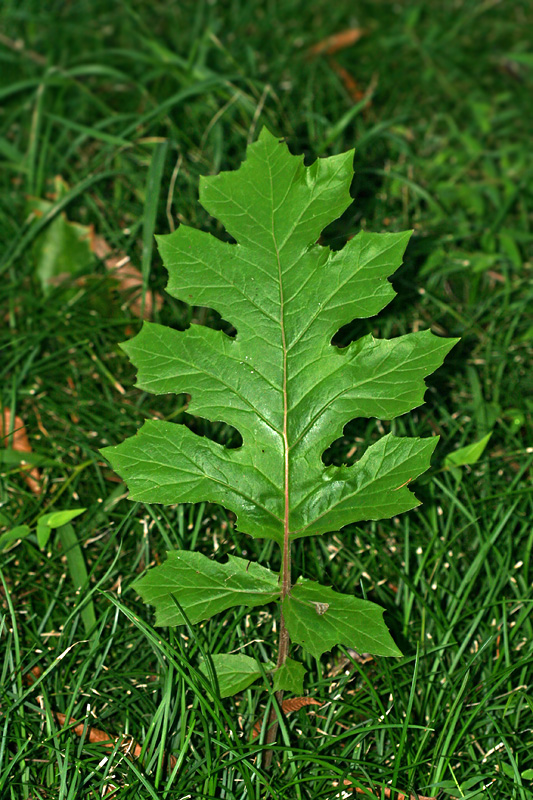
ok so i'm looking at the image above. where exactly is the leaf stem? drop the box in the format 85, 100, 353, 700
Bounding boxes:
264, 172, 292, 768
263, 540, 291, 767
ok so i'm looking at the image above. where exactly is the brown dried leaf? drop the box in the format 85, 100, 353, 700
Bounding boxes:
0, 408, 42, 494
252, 696, 322, 738
281, 696, 322, 714
90, 232, 164, 320
329, 59, 366, 102
24, 665, 43, 685
353, 787, 435, 800
309, 28, 366, 57
332, 780, 435, 799
89, 231, 112, 260
54, 712, 177, 768
55, 712, 120, 746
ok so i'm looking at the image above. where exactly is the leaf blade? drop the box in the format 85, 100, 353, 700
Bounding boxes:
444, 432, 492, 468
200, 653, 274, 698
104, 129, 457, 547
133, 551, 280, 626
283, 579, 402, 659
273, 657, 306, 694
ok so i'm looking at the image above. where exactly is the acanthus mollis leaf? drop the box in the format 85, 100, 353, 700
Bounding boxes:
102, 128, 458, 543
132, 551, 279, 626
283, 579, 402, 659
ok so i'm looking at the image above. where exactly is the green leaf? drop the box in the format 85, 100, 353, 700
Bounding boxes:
0, 449, 52, 467
58, 523, 97, 639
133, 551, 280, 626
273, 656, 306, 694
283, 578, 402, 659
444, 432, 492, 468
36, 519, 53, 549
0, 525, 31, 551
500, 762, 516, 779
39, 508, 87, 529
36, 508, 86, 549
103, 128, 457, 545
505, 52, 533, 67
27, 180, 94, 293
201, 654, 274, 698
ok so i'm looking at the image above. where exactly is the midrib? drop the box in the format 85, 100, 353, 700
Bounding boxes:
267, 161, 291, 581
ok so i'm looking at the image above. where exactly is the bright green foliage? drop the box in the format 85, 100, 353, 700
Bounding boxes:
37, 508, 86, 550
201, 654, 274, 698
103, 129, 457, 696
444, 432, 492, 468
36, 508, 86, 549
133, 550, 280, 626
0, 525, 31, 551
283, 579, 402, 659
0, 509, 86, 552
104, 129, 455, 545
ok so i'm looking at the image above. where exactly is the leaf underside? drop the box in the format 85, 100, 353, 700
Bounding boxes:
103, 128, 457, 545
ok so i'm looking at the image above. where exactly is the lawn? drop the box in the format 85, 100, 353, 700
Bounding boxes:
1, 1, 532, 798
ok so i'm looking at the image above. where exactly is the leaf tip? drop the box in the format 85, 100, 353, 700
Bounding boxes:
256, 125, 283, 144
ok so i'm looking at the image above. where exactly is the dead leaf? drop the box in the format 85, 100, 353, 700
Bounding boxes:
0, 408, 42, 494
24, 665, 43, 685
90, 232, 164, 320
308, 28, 366, 56
281, 696, 322, 714
66, 376, 80, 424
89, 231, 112, 261
353, 785, 435, 800
252, 696, 322, 738
329, 59, 366, 102
332, 780, 435, 799
54, 712, 177, 768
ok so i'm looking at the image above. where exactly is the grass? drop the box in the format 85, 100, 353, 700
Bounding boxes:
1, 0, 532, 797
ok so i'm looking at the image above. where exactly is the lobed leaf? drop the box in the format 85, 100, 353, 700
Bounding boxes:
103, 128, 457, 544
283, 578, 402, 659
133, 550, 279, 626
